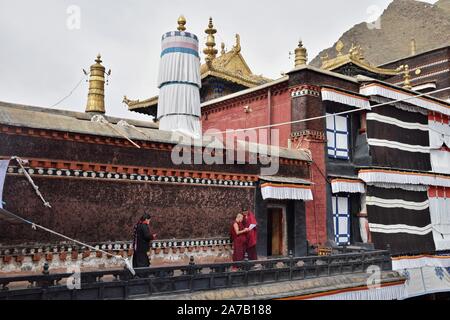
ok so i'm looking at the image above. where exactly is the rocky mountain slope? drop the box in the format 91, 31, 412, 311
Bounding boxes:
310, 0, 450, 67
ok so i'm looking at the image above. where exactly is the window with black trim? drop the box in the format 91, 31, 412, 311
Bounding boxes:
326, 113, 350, 160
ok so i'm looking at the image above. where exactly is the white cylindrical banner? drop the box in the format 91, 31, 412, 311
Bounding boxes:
157, 30, 202, 138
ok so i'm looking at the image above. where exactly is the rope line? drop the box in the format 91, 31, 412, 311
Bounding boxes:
50, 76, 86, 108
12, 157, 51, 208
210, 86, 450, 135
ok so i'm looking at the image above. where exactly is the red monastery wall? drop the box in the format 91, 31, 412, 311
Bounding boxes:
202, 83, 292, 148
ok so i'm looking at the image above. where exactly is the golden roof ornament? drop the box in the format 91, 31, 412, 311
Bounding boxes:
294, 40, 308, 67
396, 64, 421, 90
86, 54, 110, 114
204, 17, 218, 62
177, 15, 187, 31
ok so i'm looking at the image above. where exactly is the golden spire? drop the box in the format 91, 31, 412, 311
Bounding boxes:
294, 40, 308, 67
410, 39, 416, 56
177, 15, 187, 31
233, 34, 241, 53
204, 17, 218, 62
86, 54, 108, 114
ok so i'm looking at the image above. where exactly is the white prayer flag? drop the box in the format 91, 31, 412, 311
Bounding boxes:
0, 160, 10, 209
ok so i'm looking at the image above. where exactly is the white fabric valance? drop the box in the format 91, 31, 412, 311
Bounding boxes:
261, 183, 313, 201
331, 179, 365, 194
360, 83, 450, 116
359, 169, 450, 188
321, 88, 371, 110
0, 160, 9, 209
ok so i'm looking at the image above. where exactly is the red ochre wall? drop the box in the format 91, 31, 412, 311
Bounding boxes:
202, 86, 292, 148
201, 83, 328, 247
299, 138, 328, 245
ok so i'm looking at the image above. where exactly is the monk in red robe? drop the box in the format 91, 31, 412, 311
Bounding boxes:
243, 209, 258, 260
230, 213, 249, 268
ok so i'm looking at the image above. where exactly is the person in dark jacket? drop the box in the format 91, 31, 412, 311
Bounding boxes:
132, 214, 156, 268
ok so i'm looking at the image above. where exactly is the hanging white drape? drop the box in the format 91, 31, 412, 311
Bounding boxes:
430, 150, 450, 175
0, 160, 9, 209
429, 120, 450, 149
429, 186, 450, 251
157, 84, 202, 118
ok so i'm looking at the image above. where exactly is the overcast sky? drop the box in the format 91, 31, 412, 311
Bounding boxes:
0, 0, 438, 121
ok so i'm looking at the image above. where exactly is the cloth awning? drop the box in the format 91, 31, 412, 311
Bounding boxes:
321, 87, 371, 110
261, 183, 313, 201
331, 178, 365, 194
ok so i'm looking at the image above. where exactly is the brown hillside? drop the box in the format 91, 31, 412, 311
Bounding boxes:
310, 0, 450, 67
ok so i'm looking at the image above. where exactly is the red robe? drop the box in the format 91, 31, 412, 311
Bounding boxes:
230, 221, 247, 262
243, 212, 257, 248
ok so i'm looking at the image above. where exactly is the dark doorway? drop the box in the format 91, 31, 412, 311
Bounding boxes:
267, 207, 284, 256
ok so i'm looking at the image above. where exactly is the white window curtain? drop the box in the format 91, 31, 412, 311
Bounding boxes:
326, 113, 349, 160
429, 113, 450, 175
429, 186, 450, 251
0, 160, 9, 209
332, 195, 351, 245
430, 150, 450, 175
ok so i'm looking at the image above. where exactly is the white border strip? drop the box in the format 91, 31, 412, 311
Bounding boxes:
367, 138, 430, 153
308, 283, 406, 300
366, 113, 429, 131
392, 256, 450, 270
366, 196, 429, 210
369, 223, 432, 235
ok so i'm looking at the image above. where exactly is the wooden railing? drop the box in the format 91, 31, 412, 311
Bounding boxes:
0, 250, 392, 300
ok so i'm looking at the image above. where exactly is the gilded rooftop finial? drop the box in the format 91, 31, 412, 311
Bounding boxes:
86, 54, 108, 114
234, 34, 241, 53
177, 15, 187, 31
204, 17, 218, 62
396, 64, 421, 90
294, 40, 308, 67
